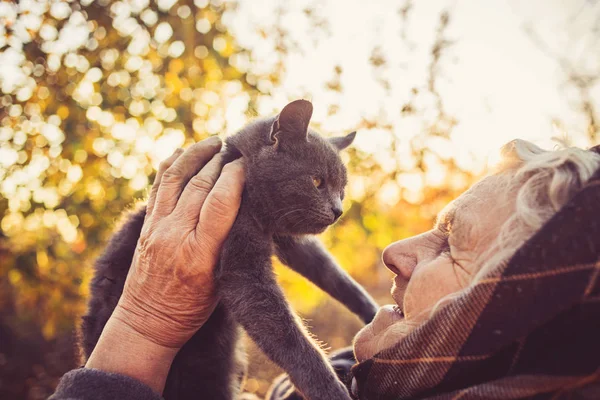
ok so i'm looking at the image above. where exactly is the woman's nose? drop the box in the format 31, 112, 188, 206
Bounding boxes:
382, 240, 416, 280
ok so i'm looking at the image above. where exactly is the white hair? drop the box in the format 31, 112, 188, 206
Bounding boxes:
430, 140, 600, 314
356, 141, 600, 359
471, 140, 600, 283
359, 141, 600, 359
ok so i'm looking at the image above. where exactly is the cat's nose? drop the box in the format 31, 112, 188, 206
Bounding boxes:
332, 205, 343, 221
331, 197, 343, 221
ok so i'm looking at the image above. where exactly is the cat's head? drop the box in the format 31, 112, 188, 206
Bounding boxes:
246, 100, 356, 235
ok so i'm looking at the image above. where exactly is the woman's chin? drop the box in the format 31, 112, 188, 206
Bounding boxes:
354, 324, 377, 362
353, 305, 408, 362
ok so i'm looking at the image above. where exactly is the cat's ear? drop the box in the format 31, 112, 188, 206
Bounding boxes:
270, 99, 313, 144
329, 131, 356, 151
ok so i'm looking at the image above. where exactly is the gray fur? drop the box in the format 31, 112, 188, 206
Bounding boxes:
81, 100, 378, 400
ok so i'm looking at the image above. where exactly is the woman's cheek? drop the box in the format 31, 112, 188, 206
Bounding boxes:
403, 258, 462, 321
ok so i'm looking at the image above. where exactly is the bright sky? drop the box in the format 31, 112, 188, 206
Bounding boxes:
1, 0, 599, 207
230, 0, 600, 172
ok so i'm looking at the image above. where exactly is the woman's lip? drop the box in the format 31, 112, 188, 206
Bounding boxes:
383, 304, 404, 317
392, 305, 404, 316
371, 304, 404, 334
354, 305, 406, 363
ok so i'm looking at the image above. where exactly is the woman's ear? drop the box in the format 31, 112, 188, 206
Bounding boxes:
329, 131, 356, 151
270, 99, 313, 145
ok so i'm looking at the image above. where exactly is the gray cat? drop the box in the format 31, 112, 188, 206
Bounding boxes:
80, 100, 378, 400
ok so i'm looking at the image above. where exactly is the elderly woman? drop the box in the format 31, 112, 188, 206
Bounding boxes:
51, 138, 600, 400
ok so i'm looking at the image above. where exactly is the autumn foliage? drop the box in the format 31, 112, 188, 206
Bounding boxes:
5, 1, 597, 399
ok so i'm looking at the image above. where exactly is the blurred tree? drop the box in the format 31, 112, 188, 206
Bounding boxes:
0, 0, 266, 398
0, 1, 483, 399
525, 0, 600, 145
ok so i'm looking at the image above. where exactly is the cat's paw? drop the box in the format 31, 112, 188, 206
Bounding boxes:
266, 347, 355, 400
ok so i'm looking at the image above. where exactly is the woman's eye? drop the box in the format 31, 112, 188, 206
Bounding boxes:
312, 176, 324, 188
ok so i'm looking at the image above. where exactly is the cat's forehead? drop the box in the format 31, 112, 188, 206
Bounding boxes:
304, 132, 347, 178
303, 130, 331, 152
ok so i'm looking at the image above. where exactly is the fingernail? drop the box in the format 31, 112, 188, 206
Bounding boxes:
207, 136, 222, 145
230, 157, 244, 166
170, 148, 183, 157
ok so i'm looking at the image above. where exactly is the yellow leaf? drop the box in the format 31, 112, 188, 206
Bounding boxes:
37, 250, 49, 274
57, 105, 69, 120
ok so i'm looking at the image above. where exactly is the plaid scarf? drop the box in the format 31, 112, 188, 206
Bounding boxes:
350, 165, 600, 399
268, 156, 600, 400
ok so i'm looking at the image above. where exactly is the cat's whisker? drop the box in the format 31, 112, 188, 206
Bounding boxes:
274, 208, 306, 225
306, 209, 332, 221
271, 207, 301, 219
291, 215, 322, 231
285, 209, 331, 231
291, 218, 310, 231
273, 208, 303, 218
271, 206, 296, 216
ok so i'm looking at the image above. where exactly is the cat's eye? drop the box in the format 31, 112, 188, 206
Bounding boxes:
312, 176, 324, 189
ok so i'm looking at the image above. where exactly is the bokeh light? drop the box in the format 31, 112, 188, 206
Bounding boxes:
1, 0, 599, 398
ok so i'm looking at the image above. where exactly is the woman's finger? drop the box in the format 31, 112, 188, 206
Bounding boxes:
173, 153, 225, 224
146, 148, 184, 218
197, 159, 245, 257
153, 137, 222, 218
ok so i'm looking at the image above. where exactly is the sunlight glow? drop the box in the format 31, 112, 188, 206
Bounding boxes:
1, 2, 598, 396
229, 0, 597, 178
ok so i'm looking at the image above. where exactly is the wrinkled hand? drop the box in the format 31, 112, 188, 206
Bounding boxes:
112, 137, 245, 349
85, 137, 244, 393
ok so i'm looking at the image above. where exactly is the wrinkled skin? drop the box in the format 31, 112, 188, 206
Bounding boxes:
354, 174, 515, 362
83, 138, 245, 394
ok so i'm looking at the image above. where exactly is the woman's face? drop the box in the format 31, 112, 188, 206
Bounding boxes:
354, 174, 515, 362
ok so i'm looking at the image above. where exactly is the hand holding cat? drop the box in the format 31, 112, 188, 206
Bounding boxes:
113, 137, 245, 348
86, 137, 245, 394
